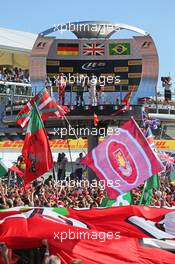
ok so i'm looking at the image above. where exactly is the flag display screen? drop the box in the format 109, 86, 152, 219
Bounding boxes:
47, 59, 142, 83
47, 57, 142, 104
29, 35, 158, 105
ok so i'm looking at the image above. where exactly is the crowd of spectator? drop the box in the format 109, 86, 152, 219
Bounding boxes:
0, 170, 175, 210
0, 67, 30, 83
0, 153, 174, 263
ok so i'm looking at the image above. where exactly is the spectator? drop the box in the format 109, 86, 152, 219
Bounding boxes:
47, 256, 61, 264
55, 73, 66, 105
45, 77, 53, 97
75, 153, 85, 181
0, 67, 30, 83
89, 75, 97, 106
56, 153, 63, 181
75, 73, 85, 106
0, 243, 9, 264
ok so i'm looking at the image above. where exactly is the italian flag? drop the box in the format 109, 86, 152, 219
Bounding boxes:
0, 158, 23, 177
101, 192, 133, 207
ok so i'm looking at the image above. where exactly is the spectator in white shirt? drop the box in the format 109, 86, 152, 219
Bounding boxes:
75, 153, 85, 180
89, 75, 97, 106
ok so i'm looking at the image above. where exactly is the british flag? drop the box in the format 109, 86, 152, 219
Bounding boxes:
82, 43, 105, 56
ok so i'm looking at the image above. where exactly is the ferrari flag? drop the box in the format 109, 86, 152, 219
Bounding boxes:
82, 118, 163, 199
0, 206, 175, 264
22, 104, 53, 184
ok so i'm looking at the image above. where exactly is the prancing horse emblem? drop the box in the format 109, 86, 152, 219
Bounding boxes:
28, 152, 39, 172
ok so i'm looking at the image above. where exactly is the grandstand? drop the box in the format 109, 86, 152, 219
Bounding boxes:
0, 27, 36, 68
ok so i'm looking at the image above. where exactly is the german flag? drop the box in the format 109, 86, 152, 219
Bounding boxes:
57, 43, 79, 56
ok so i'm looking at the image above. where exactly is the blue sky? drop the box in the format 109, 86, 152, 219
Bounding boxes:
0, 0, 174, 88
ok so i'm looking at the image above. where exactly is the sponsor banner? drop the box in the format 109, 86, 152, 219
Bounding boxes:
47, 60, 60, 66
128, 60, 142, 65
114, 67, 129, 72
47, 59, 142, 76
128, 73, 142, 78
116, 79, 129, 84
57, 43, 79, 56
109, 43, 130, 55
0, 140, 175, 152
155, 140, 175, 152
0, 140, 88, 151
59, 67, 74, 72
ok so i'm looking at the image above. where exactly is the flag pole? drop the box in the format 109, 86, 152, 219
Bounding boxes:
61, 112, 87, 155
7, 170, 11, 188
66, 139, 74, 174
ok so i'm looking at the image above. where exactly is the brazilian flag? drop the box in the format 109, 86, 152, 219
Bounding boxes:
109, 43, 130, 55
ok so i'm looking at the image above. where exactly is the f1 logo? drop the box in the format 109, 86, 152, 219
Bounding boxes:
36, 41, 47, 49
141, 41, 152, 48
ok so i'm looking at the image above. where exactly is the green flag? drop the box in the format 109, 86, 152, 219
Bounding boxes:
139, 174, 159, 205
101, 192, 133, 207
109, 43, 130, 55
170, 170, 175, 184
112, 192, 133, 206
100, 195, 115, 207
0, 158, 23, 178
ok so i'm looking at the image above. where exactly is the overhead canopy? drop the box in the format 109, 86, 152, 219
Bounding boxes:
0, 27, 37, 53
0, 27, 37, 69
39, 21, 149, 38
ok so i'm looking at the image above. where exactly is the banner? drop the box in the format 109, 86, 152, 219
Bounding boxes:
0, 206, 175, 264
0, 139, 175, 152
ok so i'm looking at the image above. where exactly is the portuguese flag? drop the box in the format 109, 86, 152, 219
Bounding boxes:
22, 103, 53, 185
109, 43, 130, 55
57, 43, 79, 56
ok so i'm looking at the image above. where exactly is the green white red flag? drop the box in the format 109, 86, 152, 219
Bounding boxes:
22, 103, 53, 185
0, 158, 23, 178
16, 89, 69, 128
